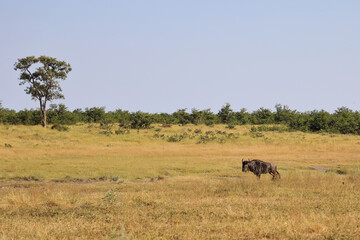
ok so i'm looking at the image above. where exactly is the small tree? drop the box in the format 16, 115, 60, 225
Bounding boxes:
14, 56, 72, 127
274, 104, 297, 124
218, 103, 235, 124
130, 112, 152, 129
235, 108, 251, 125
252, 107, 274, 124
173, 109, 192, 125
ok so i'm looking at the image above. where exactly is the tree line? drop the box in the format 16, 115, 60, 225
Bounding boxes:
1, 102, 360, 135
8, 56, 360, 135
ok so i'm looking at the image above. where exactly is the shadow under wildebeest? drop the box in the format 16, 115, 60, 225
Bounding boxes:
242, 159, 281, 180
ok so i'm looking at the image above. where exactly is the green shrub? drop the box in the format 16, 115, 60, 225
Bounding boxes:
197, 135, 211, 144
167, 134, 186, 142
102, 189, 120, 204
51, 123, 69, 132
194, 129, 202, 134
4, 143, 12, 148
226, 122, 236, 129
130, 112, 152, 129
153, 133, 165, 139
249, 127, 264, 138
172, 109, 192, 125
217, 103, 235, 124
115, 129, 130, 135
252, 108, 274, 124
99, 122, 114, 135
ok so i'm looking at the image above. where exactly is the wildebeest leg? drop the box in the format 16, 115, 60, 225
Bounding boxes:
271, 171, 280, 180
270, 172, 275, 180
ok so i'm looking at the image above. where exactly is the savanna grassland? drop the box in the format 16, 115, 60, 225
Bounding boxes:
1, 124, 360, 239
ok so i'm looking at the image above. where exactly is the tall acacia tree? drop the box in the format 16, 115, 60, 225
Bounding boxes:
14, 56, 72, 127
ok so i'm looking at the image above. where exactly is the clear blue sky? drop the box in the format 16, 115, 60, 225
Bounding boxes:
1, 1, 359, 113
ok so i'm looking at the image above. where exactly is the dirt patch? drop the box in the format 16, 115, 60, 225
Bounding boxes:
0, 177, 110, 187
218, 175, 242, 178
137, 176, 168, 183
309, 166, 329, 172
52, 178, 107, 184
0, 180, 44, 187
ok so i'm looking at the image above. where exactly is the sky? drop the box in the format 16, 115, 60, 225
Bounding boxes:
1, 1, 359, 113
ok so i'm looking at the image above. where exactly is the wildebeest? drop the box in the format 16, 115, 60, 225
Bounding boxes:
242, 159, 280, 180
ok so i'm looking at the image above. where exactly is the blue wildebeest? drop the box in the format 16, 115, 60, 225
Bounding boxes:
242, 159, 280, 180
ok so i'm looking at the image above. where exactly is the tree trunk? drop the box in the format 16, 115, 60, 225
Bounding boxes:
40, 100, 47, 128
42, 108, 47, 128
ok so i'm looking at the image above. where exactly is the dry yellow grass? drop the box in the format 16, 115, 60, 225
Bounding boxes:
0, 124, 360, 239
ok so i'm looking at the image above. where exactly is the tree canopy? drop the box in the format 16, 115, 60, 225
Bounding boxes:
14, 56, 72, 127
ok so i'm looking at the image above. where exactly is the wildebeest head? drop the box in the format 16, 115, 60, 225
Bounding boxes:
242, 159, 250, 172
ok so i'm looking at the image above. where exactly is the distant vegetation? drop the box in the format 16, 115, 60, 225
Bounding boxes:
1, 102, 360, 135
